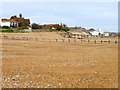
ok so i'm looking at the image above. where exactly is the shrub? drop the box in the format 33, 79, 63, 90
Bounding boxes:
49, 29, 57, 32
0, 29, 14, 32
32, 23, 42, 29
17, 27, 23, 30
2, 26, 10, 29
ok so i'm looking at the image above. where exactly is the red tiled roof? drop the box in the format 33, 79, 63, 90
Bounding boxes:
2, 19, 17, 22
40, 24, 60, 27
10, 16, 30, 24
24, 19, 30, 24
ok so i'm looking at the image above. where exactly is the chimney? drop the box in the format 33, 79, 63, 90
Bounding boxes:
19, 13, 22, 18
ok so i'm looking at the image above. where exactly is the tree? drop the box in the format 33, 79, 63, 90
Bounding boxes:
62, 24, 67, 27
56, 26, 69, 32
89, 28, 95, 31
31, 23, 42, 29
2, 26, 10, 29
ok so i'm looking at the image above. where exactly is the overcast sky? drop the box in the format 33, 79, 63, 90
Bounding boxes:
1, 1, 118, 32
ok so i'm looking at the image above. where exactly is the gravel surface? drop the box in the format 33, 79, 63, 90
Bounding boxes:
2, 33, 118, 88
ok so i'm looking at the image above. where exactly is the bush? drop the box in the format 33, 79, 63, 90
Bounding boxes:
17, 27, 23, 30
0, 29, 14, 32
2, 26, 10, 29
117, 34, 120, 37
56, 26, 69, 32
32, 23, 42, 29
49, 29, 57, 32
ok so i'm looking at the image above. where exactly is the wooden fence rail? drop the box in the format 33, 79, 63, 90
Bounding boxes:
1, 35, 118, 44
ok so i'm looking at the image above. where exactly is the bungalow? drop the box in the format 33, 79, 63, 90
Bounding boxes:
65, 31, 90, 39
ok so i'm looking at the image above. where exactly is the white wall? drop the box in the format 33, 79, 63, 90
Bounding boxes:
104, 33, 109, 37
90, 31, 99, 36
1, 22, 10, 27
0, 17, 1, 26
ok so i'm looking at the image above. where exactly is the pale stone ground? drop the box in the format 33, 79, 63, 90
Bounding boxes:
1, 32, 118, 88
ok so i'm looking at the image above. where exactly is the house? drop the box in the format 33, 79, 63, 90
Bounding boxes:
104, 32, 109, 37
68, 27, 86, 31
40, 24, 60, 29
89, 29, 104, 36
0, 18, 18, 27
10, 14, 30, 27
65, 31, 90, 39
0, 14, 30, 28
89, 31, 100, 36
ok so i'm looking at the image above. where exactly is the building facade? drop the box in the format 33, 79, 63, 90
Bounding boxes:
0, 18, 18, 27
0, 14, 30, 28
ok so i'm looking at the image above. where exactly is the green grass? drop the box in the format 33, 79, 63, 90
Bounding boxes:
0, 29, 14, 33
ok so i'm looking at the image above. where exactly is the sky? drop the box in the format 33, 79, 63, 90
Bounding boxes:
1, 1, 118, 32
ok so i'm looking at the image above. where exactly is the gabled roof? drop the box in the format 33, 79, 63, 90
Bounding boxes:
10, 15, 30, 24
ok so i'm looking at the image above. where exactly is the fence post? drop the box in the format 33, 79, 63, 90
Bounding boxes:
94, 40, 96, 44
68, 39, 70, 42
55, 39, 58, 42
88, 39, 90, 43
108, 40, 110, 43
115, 41, 117, 44
81, 39, 82, 42
101, 40, 103, 44
62, 39, 64, 42
3, 36, 5, 39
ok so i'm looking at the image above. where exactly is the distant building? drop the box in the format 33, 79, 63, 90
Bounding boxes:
66, 31, 90, 39
104, 33, 109, 37
90, 31, 100, 36
40, 24, 60, 29
10, 14, 30, 27
0, 14, 30, 28
68, 27, 86, 31
89, 29, 104, 36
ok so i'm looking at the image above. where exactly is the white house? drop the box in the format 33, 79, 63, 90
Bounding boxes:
104, 33, 109, 37
90, 31, 100, 36
90, 29, 105, 36
0, 18, 18, 27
